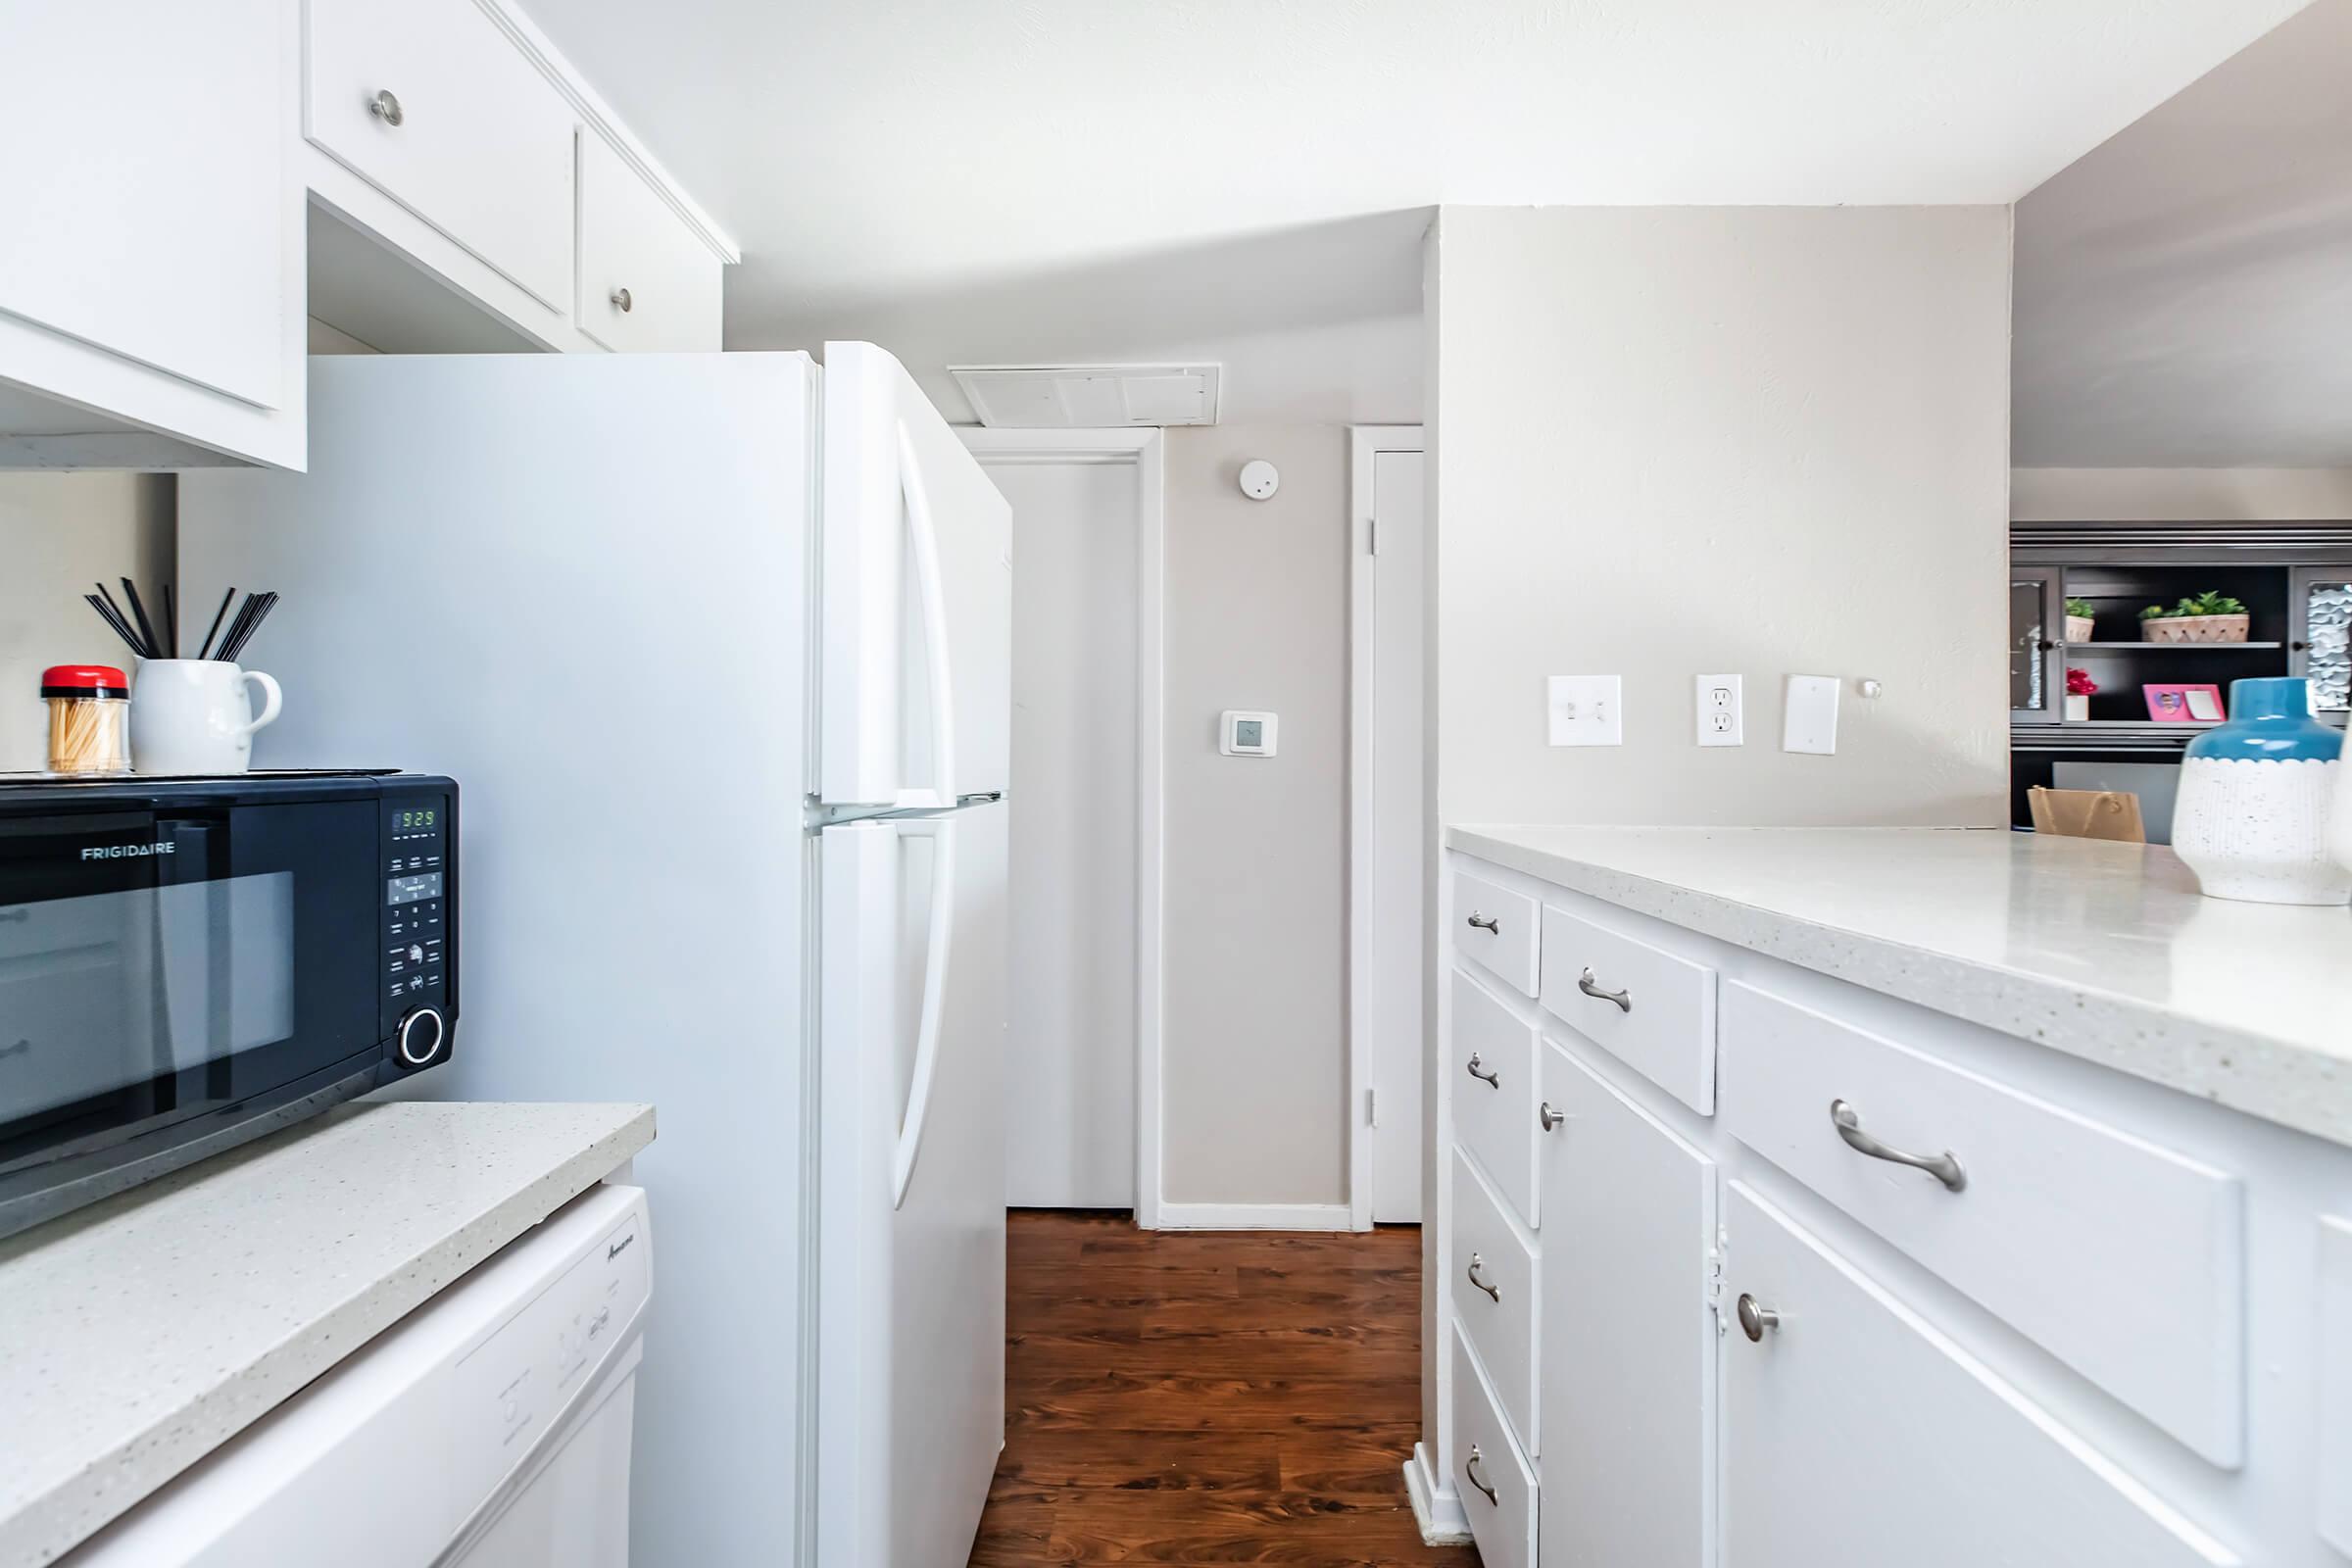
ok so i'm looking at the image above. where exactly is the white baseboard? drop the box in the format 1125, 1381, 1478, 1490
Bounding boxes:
1150, 1201, 1355, 1232
1404, 1443, 1472, 1544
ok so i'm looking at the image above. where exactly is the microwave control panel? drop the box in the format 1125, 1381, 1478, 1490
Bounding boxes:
379, 790, 452, 1040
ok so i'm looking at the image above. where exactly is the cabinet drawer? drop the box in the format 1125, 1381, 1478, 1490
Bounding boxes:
1451, 1149, 1538, 1456
1539, 901, 1716, 1114
1451, 1325, 1538, 1568
1452, 864, 1539, 997
576, 130, 722, 352
1722, 1182, 2238, 1568
307, 0, 576, 313
1451, 967, 1540, 1227
1720, 979, 2245, 1467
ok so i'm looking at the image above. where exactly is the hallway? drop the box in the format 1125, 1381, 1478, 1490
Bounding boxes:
969, 1211, 1475, 1565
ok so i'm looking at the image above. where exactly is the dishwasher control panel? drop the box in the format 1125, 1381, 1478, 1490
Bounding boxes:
453, 1196, 652, 1496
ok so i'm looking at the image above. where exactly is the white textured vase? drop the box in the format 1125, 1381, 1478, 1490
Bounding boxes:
2333, 731, 2352, 873
2173, 757, 2349, 906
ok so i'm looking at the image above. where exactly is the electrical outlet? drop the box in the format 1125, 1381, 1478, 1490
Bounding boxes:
1695, 673, 1742, 747
1547, 675, 1623, 746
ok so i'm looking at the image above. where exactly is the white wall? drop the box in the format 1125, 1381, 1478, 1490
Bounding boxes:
0, 474, 173, 771
1430, 205, 2013, 831
2013, 467, 2352, 520
1159, 423, 1350, 1209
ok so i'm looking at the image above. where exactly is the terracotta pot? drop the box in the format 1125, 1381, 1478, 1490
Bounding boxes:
2064, 614, 2095, 645
2143, 613, 2250, 645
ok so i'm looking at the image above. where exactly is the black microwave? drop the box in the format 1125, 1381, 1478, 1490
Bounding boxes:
0, 772, 458, 1240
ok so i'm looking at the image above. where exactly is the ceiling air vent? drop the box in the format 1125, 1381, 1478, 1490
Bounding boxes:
950, 364, 1221, 428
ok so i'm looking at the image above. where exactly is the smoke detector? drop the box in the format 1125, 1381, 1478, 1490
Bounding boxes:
950, 364, 1221, 428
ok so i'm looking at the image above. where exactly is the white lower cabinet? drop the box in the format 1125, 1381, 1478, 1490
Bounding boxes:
1719, 1180, 2238, 1568
1537, 1037, 1717, 1567
1453, 1326, 1540, 1568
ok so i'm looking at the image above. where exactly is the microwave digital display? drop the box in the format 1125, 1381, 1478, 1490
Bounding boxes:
387, 871, 444, 906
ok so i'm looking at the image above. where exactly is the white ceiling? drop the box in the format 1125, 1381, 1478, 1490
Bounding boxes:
2015, 0, 2352, 467
518, 0, 2311, 424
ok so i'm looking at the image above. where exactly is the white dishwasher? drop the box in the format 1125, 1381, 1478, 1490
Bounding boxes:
69, 1183, 653, 1567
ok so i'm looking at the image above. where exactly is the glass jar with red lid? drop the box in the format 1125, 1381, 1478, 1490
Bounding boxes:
42, 664, 131, 774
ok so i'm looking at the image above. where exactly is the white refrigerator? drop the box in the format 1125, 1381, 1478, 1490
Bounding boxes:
180, 345, 1011, 1568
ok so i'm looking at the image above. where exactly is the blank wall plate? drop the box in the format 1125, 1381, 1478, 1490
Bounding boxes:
1783, 675, 1840, 755
1548, 675, 1623, 746
1695, 673, 1743, 747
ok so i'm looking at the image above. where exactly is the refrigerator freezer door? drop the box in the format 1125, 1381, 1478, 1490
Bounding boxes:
816, 802, 1007, 1568
821, 341, 1011, 808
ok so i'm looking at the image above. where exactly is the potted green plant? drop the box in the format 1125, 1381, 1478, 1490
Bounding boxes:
2063, 597, 2095, 644
2138, 592, 2250, 645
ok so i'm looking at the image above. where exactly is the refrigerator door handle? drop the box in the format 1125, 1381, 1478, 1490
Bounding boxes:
899, 420, 956, 808
892, 814, 956, 1208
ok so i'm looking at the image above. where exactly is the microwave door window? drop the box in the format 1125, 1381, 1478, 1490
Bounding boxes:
0, 872, 296, 1125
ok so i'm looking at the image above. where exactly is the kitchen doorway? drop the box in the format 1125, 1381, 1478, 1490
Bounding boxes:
962, 430, 1165, 1218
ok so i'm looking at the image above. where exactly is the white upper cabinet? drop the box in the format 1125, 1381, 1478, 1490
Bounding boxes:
577, 131, 724, 354
306, 0, 577, 315
0, 0, 304, 468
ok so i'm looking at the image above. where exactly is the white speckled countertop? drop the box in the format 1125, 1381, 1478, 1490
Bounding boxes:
1447, 825, 2352, 1148
0, 1100, 654, 1568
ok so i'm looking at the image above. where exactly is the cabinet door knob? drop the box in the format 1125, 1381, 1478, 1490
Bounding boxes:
1830, 1098, 1966, 1191
1736, 1293, 1780, 1343
611, 286, 634, 314
368, 89, 404, 126
1463, 1446, 1498, 1504
1465, 911, 1499, 933
1577, 967, 1632, 1013
1464, 1052, 1498, 1089
1539, 1102, 1564, 1132
1465, 1252, 1500, 1301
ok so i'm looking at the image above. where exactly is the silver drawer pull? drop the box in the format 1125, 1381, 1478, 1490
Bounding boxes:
368, 88, 404, 126
1539, 1101, 1564, 1132
1577, 968, 1632, 1012
1464, 1446, 1498, 1504
611, 286, 633, 314
1736, 1293, 1780, 1343
1830, 1098, 1966, 1192
1465, 1052, 1499, 1089
1465, 911, 1499, 933
1466, 1252, 1500, 1301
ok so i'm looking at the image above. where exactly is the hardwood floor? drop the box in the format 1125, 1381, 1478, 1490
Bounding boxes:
970, 1210, 1478, 1566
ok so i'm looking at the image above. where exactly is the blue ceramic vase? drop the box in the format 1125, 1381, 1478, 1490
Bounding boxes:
2171, 677, 2349, 905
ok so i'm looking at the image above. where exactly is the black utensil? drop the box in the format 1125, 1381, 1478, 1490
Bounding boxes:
221, 592, 279, 663
93, 582, 149, 659
119, 578, 161, 663
84, 594, 145, 658
197, 587, 235, 661
163, 583, 176, 658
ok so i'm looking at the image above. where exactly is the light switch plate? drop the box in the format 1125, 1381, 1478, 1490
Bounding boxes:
1783, 675, 1839, 755
1695, 673, 1742, 747
1548, 675, 1623, 746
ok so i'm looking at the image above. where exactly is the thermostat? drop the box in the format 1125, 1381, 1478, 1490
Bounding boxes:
1220, 710, 1278, 757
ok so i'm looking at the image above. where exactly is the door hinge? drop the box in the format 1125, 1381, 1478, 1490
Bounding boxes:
1707, 1228, 1728, 1336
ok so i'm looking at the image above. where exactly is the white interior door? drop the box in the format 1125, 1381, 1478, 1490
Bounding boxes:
1363, 440, 1427, 1222
982, 459, 1140, 1208
821, 342, 1011, 808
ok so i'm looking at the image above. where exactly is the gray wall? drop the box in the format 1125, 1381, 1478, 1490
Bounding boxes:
0, 474, 173, 771
2013, 467, 2352, 520
1159, 423, 1349, 1207
1430, 205, 2013, 832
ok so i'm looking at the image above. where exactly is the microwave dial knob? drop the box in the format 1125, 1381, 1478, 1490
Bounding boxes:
397, 1006, 446, 1067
